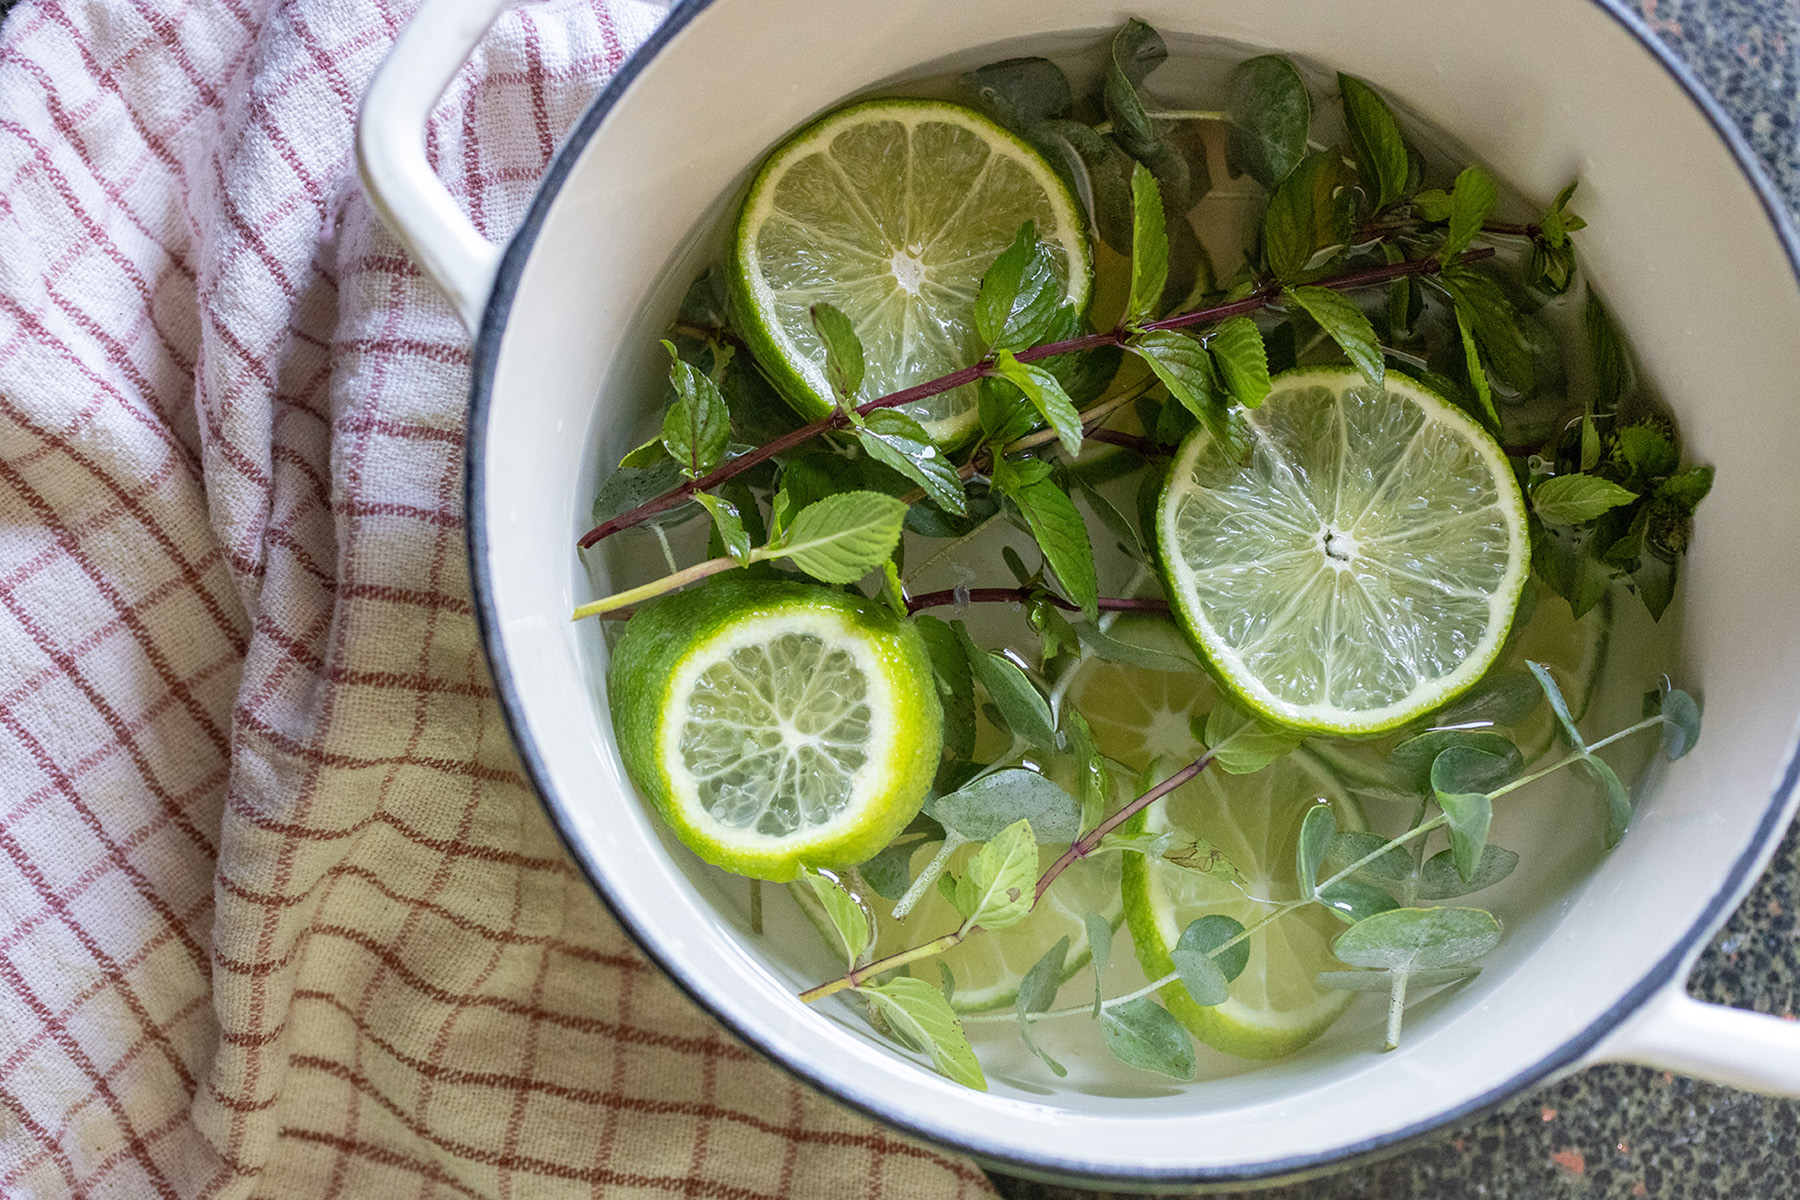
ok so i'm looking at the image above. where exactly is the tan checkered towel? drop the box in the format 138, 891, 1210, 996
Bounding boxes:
0, 0, 999, 1194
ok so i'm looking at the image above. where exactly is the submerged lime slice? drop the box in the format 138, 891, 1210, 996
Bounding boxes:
607, 577, 942, 881
729, 98, 1091, 443
1156, 366, 1530, 735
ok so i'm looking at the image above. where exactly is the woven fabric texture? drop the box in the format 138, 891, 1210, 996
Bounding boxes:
0, 0, 999, 1195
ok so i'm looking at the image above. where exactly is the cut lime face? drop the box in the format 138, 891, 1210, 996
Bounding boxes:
730, 98, 1092, 444
607, 578, 942, 881
1157, 367, 1529, 735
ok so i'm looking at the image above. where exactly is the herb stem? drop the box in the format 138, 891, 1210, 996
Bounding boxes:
1385, 967, 1410, 1052
798, 929, 966, 1003
577, 251, 1494, 549
889, 834, 965, 922
904, 588, 1170, 617
570, 554, 737, 619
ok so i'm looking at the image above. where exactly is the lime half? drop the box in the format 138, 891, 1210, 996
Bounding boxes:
607, 577, 942, 881
729, 98, 1092, 443
1157, 367, 1529, 735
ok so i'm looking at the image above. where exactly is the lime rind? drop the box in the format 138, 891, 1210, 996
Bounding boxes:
608, 578, 942, 881
729, 98, 1092, 445
1156, 367, 1530, 736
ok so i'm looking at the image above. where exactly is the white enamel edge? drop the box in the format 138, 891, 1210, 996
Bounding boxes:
355, 0, 513, 331
1585, 977, 1800, 1096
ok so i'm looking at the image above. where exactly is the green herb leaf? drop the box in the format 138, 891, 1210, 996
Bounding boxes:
953, 819, 1038, 931
1074, 622, 1198, 675
1159, 837, 1242, 883
1318, 878, 1401, 925
1649, 687, 1702, 760
1132, 328, 1222, 422
1318, 966, 1479, 992
1431, 754, 1496, 883
809, 303, 865, 403
860, 836, 920, 902
1332, 906, 1502, 972
1657, 466, 1714, 511
858, 977, 986, 1090
1452, 300, 1500, 428
1204, 696, 1304, 774
1076, 477, 1150, 563
618, 435, 669, 470
1526, 660, 1586, 750
1016, 934, 1070, 1077
1428, 670, 1545, 731
1586, 291, 1629, 412
1324, 831, 1414, 884
1338, 73, 1408, 210
694, 492, 751, 564
1061, 709, 1110, 829
928, 769, 1081, 844
1176, 913, 1250, 983
1209, 316, 1272, 408
593, 459, 693, 529
1227, 55, 1311, 190
1617, 424, 1679, 480
661, 340, 731, 478
960, 57, 1071, 131
1417, 844, 1520, 899
1577, 755, 1633, 847
954, 621, 1057, 748
1100, 997, 1196, 1080
857, 409, 967, 515
1532, 473, 1638, 526
1085, 910, 1114, 1017
1287, 285, 1384, 387
1031, 119, 1135, 251
800, 867, 870, 967
1171, 940, 1230, 1007
991, 350, 1084, 457
763, 490, 907, 584
995, 458, 1098, 619
1102, 20, 1168, 159
1296, 803, 1337, 901
914, 615, 974, 763
1262, 151, 1353, 280
1412, 188, 1453, 222
975, 223, 1034, 349
1441, 165, 1498, 262
1127, 163, 1170, 325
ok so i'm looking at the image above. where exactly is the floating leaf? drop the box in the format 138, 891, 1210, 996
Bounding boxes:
859, 837, 920, 902
593, 459, 691, 529
1428, 669, 1545, 730
1527, 660, 1585, 750
1209, 316, 1272, 408
1338, 72, 1408, 210
1296, 803, 1337, 901
1617, 424, 1679, 480
858, 977, 986, 1090
1586, 290, 1630, 412
1453, 300, 1500, 429
953, 819, 1038, 930
809, 303, 864, 403
1227, 55, 1311, 190
1085, 910, 1114, 1017
766, 491, 907, 584
1030, 119, 1135, 250
1332, 906, 1501, 972
1175, 913, 1249, 983
1160, 837, 1242, 883
914, 615, 974, 763
929, 769, 1081, 844
1061, 710, 1110, 829
661, 340, 731, 478
1324, 831, 1414, 884
1532, 474, 1639, 526
1102, 20, 1167, 159
991, 351, 1083, 457
1016, 935, 1070, 1077
1653, 687, 1702, 760
1431, 756, 1495, 884
1127, 163, 1169, 325
1417, 844, 1519, 899
954, 621, 1056, 749
800, 868, 870, 967
1100, 998, 1195, 1080
857, 409, 967, 515
1287, 285, 1383, 387
1171, 940, 1230, 1006
1441, 165, 1498, 262
1576, 755, 1633, 848
1657, 466, 1714, 511
1076, 477, 1150, 563
961, 56, 1071, 131
1132, 328, 1222, 423
1262, 151, 1353, 280
1075, 622, 1198, 674
1317, 878, 1400, 925
1204, 697, 1305, 775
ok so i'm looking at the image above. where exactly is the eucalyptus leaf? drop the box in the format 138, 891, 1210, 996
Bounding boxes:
1204, 697, 1305, 774
1577, 755, 1633, 848
857, 409, 967, 515
1427, 669, 1545, 730
661, 341, 731, 478
1417, 844, 1519, 899
800, 867, 870, 967
953, 818, 1039, 930
1085, 910, 1115, 1017
809, 303, 865, 403
1296, 803, 1337, 901
1431, 780, 1494, 884
1387, 728, 1521, 794
1428, 743, 1517, 798
1016, 935, 1070, 1077
1317, 877, 1401, 925
1338, 72, 1408, 210
1526, 660, 1585, 750
859, 838, 918, 902
1074, 622, 1199, 674
1318, 966, 1479, 992
1176, 914, 1250, 983
928, 769, 1081, 844
857, 976, 986, 1090
1100, 997, 1195, 1080
1533, 473, 1638, 526
991, 350, 1084, 457
1653, 687, 1702, 760
1332, 906, 1502, 972
1209, 316, 1272, 408
1171, 941, 1230, 1006
1031, 119, 1135, 250
764, 491, 907, 584
1441, 165, 1498, 262
961, 56, 1071, 131
1287, 285, 1383, 387
1127, 163, 1169, 324
1227, 55, 1311, 190
1324, 831, 1414, 884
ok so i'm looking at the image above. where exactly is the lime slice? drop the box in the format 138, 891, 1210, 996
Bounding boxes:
607, 577, 943, 881
729, 98, 1092, 444
1059, 622, 1364, 1057
1157, 366, 1530, 736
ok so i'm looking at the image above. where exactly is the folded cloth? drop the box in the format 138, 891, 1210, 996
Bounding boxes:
0, 0, 1000, 1195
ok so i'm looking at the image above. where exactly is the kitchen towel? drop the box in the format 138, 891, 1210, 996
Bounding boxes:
0, 0, 999, 1195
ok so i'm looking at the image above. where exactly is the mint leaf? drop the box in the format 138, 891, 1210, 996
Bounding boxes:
953, 819, 1038, 931
661, 340, 730, 478
1296, 803, 1337, 901
914, 615, 974, 762
618, 435, 669, 470
1209, 316, 1272, 408
1617, 424, 1679, 479
974, 223, 1064, 351
1127, 163, 1169, 324
763, 490, 906, 584
928, 769, 1081, 844
1532, 473, 1639, 526
800, 867, 870, 967
1453, 299, 1500, 428
1657, 466, 1714, 510
1015, 935, 1070, 1077
991, 351, 1083, 457
953, 621, 1056, 749
1100, 998, 1195, 1080
857, 409, 967, 515
858, 977, 986, 1091
1227, 55, 1311, 190
996, 459, 1098, 619
1338, 73, 1408, 210
809, 303, 864, 404
694, 492, 750, 564
1412, 188, 1453, 222
1586, 291, 1629, 411
1031, 118, 1135, 251
1287, 285, 1383, 387
1262, 151, 1353, 280
1441, 165, 1498, 262
1132, 328, 1220, 421
1332, 906, 1502, 972
1417, 844, 1519, 899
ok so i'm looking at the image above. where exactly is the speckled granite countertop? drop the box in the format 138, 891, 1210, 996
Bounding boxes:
995, 2, 1800, 1197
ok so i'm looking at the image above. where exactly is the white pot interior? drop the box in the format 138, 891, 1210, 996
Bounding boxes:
469, 0, 1800, 1182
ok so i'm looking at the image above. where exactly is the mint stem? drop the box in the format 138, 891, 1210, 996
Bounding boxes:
577, 249, 1495, 549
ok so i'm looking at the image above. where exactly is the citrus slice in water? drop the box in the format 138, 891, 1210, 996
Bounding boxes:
729, 98, 1092, 444
1156, 366, 1530, 736
607, 577, 942, 882
1060, 619, 1365, 1058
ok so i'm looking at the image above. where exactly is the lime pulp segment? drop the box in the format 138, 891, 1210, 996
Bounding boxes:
731, 98, 1092, 443
1158, 367, 1529, 734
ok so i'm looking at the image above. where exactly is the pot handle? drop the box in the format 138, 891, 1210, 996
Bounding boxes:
1586, 976, 1800, 1096
356, 0, 517, 332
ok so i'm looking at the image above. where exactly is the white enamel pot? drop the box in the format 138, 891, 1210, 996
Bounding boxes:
359, 0, 1800, 1187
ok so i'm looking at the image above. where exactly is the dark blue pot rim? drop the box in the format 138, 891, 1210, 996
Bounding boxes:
465, 0, 1800, 1186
